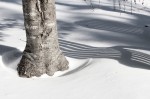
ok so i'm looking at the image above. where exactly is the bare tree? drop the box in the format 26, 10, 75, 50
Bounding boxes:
17, 0, 69, 78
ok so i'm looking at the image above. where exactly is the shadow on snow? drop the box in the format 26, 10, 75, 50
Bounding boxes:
1, 39, 150, 76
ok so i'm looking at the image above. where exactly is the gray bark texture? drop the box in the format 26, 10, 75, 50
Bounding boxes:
17, 0, 69, 77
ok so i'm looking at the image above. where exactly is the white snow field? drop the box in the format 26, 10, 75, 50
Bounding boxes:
1, 0, 150, 99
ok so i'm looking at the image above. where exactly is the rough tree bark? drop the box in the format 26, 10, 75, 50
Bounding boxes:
17, 0, 69, 77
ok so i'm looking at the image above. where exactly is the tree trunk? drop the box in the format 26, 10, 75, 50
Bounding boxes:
17, 0, 69, 78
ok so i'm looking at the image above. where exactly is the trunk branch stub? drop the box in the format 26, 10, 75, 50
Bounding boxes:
18, 0, 69, 78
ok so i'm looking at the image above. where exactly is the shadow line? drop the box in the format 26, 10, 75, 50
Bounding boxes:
59, 39, 150, 76
1, 39, 150, 75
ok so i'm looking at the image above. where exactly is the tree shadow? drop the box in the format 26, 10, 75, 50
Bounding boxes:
56, 1, 150, 26
0, 0, 22, 5
0, 45, 18, 55
56, 1, 150, 14
0, 18, 24, 42
57, 20, 76, 31
0, 32, 5, 41
74, 18, 149, 47
55, 1, 150, 47
0, 18, 24, 30
59, 15, 150, 47
58, 32, 70, 39
57, 20, 75, 39
0, 45, 21, 70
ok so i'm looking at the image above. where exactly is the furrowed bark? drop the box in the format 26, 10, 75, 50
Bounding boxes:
17, 0, 69, 77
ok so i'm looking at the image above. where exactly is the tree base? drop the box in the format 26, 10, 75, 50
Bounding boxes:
17, 52, 69, 78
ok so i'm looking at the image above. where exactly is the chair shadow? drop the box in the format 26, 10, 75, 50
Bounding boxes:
59, 39, 150, 76
75, 19, 143, 36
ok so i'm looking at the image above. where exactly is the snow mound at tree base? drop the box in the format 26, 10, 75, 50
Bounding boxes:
0, 50, 92, 78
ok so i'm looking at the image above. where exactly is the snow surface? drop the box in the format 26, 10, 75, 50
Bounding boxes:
1, 0, 150, 99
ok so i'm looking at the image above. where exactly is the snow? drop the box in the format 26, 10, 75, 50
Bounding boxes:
1, 0, 150, 99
